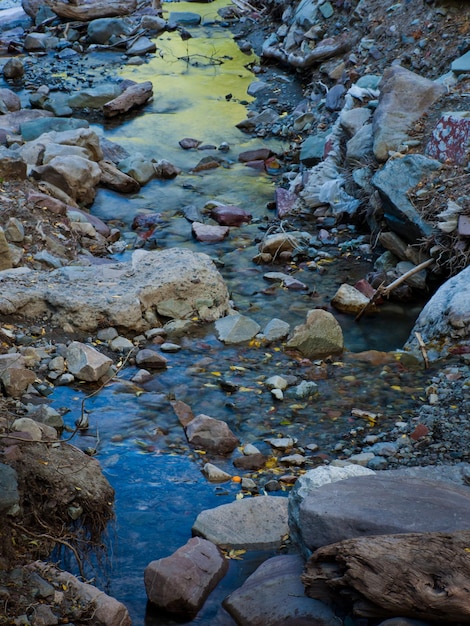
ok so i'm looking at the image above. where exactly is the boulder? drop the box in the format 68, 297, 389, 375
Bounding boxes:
0, 88, 21, 113
65, 341, 113, 382
135, 348, 168, 369
31, 155, 102, 205
209, 205, 252, 226
144, 537, 228, 618
87, 17, 132, 44
372, 65, 446, 161
118, 152, 155, 184
405, 264, 470, 360
0, 248, 230, 332
185, 414, 239, 454
372, 155, 440, 243
286, 309, 343, 358
223, 554, 341, 626
288, 465, 375, 556
0, 147, 27, 181
192, 496, 289, 550
258, 231, 310, 259
20, 117, 89, 141
296, 475, 470, 554
68, 84, 122, 108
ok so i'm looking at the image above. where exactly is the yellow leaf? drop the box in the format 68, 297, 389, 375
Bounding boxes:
230, 365, 246, 371
195, 449, 206, 455
210, 371, 222, 377
465, 548, 470, 553
391, 385, 402, 391
264, 457, 278, 469
236, 492, 244, 500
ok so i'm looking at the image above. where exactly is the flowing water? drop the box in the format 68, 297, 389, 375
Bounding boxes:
45, 1, 435, 622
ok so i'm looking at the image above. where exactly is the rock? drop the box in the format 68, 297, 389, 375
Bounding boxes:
265, 375, 288, 391
192, 495, 289, 550
340, 106, 372, 135
192, 221, 230, 243
405, 264, 470, 360
294, 380, 318, 398
185, 413, 239, 454
238, 148, 272, 162
223, 554, 341, 626
140, 15, 166, 32
286, 309, 343, 359
0, 146, 27, 180
202, 462, 232, 482
0, 361, 36, 397
99, 160, 141, 193
103, 81, 154, 117
372, 154, 440, 242
299, 131, 330, 166
372, 65, 445, 161
233, 453, 266, 471
215, 314, 260, 344
426, 112, 470, 165
258, 231, 310, 259
65, 341, 112, 382
87, 17, 132, 44
0, 462, 19, 515
153, 159, 181, 178
2, 57, 24, 79
209, 205, 252, 226
20, 117, 89, 141
135, 348, 168, 369
236, 107, 280, 132
346, 123, 373, 161
262, 317, 290, 341
68, 84, 122, 108
297, 475, 470, 554
31, 155, 101, 206
126, 36, 156, 56
118, 152, 155, 184
331, 283, 374, 315
0, 248, 230, 331
275, 187, 297, 219
0, 88, 21, 113
144, 537, 228, 617
11, 417, 43, 441
325, 83, 345, 111
24, 32, 58, 51
0, 228, 13, 269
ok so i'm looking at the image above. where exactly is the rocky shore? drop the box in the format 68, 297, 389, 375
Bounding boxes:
0, 0, 469, 624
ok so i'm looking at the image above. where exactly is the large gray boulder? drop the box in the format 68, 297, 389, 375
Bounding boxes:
192, 496, 289, 550
296, 475, 470, 555
405, 265, 470, 361
31, 155, 102, 205
144, 537, 227, 618
223, 554, 342, 626
0, 248, 230, 332
372, 65, 445, 161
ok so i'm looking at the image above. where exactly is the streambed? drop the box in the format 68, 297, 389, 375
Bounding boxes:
42, 1, 434, 623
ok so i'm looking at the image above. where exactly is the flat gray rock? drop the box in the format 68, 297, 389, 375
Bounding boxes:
192, 496, 288, 550
223, 554, 341, 626
0, 248, 230, 332
298, 475, 470, 553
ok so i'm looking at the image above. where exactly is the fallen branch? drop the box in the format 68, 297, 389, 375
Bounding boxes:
415, 331, 429, 369
356, 258, 434, 322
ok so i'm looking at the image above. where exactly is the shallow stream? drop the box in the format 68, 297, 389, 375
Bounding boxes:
45, 1, 434, 623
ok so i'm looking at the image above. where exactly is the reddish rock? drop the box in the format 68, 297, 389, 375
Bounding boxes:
410, 423, 429, 441
192, 221, 229, 243
243, 159, 265, 171
238, 147, 272, 162
354, 278, 376, 299
210, 205, 252, 226
275, 187, 297, 219
171, 399, 194, 427
144, 537, 228, 617
132, 212, 162, 231
27, 191, 68, 214
185, 413, 239, 454
426, 113, 470, 165
233, 453, 267, 470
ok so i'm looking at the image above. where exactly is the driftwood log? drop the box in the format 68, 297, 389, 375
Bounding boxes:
103, 81, 153, 118
302, 530, 470, 623
45, 0, 137, 21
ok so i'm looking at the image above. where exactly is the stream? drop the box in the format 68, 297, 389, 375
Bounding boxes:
39, 1, 435, 623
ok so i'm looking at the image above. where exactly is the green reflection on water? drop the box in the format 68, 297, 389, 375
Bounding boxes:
106, 0, 259, 166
